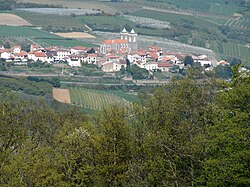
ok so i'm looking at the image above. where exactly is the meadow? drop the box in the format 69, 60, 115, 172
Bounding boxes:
69, 87, 132, 110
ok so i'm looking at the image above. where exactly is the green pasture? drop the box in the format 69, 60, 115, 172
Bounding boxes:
69, 87, 132, 110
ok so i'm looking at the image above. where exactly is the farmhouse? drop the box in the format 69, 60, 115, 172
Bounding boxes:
28, 52, 47, 62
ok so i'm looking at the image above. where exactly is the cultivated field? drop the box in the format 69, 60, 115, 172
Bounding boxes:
17, 8, 101, 16
0, 13, 32, 26
54, 32, 95, 39
18, 0, 116, 14
70, 87, 131, 110
53, 88, 71, 104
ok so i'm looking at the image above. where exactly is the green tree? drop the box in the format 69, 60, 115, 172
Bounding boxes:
184, 55, 194, 66
198, 69, 250, 186
94, 106, 131, 186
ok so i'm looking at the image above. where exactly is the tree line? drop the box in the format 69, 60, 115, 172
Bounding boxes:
0, 66, 249, 186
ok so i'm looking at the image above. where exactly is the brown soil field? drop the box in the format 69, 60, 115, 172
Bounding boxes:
18, 0, 116, 14
53, 88, 71, 104
0, 13, 32, 26
54, 32, 96, 39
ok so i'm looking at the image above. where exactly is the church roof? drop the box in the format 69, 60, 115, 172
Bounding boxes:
121, 28, 128, 33
130, 29, 136, 34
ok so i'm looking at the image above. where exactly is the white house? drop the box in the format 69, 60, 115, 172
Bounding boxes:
28, 52, 47, 62
71, 46, 87, 54
11, 46, 21, 53
145, 61, 158, 71
158, 62, 173, 72
127, 51, 147, 65
85, 53, 97, 64
0, 49, 11, 59
57, 49, 71, 60
102, 61, 126, 72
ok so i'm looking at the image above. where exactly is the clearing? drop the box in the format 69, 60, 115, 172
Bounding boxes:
53, 88, 71, 104
0, 13, 32, 26
54, 32, 96, 39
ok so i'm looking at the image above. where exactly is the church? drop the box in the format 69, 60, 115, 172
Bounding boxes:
100, 28, 138, 54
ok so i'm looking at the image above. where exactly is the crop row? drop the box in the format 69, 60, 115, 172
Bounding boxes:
70, 87, 130, 110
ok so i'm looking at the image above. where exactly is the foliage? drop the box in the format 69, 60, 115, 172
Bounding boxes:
127, 64, 149, 80
0, 68, 249, 186
0, 76, 53, 96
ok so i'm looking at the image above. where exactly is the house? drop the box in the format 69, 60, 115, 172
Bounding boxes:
148, 46, 163, 60
145, 61, 158, 71
0, 49, 11, 59
127, 51, 147, 65
158, 62, 173, 72
102, 61, 126, 72
147, 52, 159, 62
85, 53, 97, 64
28, 52, 47, 62
11, 46, 21, 53
13, 51, 28, 60
71, 46, 87, 54
57, 49, 71, 60
45, 50, 58, 63
218, 60, 229, 66
66, 55, 82, 67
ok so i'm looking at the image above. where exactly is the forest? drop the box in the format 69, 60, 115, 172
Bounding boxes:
0, 66, 249, 186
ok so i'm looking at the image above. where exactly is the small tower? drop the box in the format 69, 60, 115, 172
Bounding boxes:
120, 28, 128, 40
128, 29, 138, 52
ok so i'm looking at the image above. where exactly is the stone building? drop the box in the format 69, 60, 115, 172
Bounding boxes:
100, 28, 138, 54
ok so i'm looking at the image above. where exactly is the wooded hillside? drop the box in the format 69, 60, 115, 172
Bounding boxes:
0, 67, 249, 186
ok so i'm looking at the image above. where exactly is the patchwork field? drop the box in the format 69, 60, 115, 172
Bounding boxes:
69, 87, 131, 110
0, 13, 32, 26
54, 32, 95, 39
53, 88, 71, 104
0, 25, 97, 47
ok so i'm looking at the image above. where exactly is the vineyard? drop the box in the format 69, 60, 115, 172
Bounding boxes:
69, 87, 131, 110
209, 41, 250, 65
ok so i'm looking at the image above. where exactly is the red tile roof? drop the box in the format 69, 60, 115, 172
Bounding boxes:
158, 62, 173, 67
34, 52, 47, 57
72, 46, 86, 50
102, 39, 128, 45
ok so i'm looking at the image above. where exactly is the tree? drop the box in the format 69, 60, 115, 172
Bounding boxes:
214, 65, 232, 79
198, 69, 250, 186
184, 55, 194, 66
94, 106, 131, 186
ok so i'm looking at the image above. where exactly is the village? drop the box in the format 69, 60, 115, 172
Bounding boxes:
0, 28, 229, 76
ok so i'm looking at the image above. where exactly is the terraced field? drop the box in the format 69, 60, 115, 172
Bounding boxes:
209, 41, 250, 66
69, 87, 131, 110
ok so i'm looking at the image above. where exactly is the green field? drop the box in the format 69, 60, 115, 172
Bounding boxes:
0, 25, 58, 38
14, 11, 87, 30
0, 25, 96, 47
69, 87, 133, 110
131, 9, 220, 29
